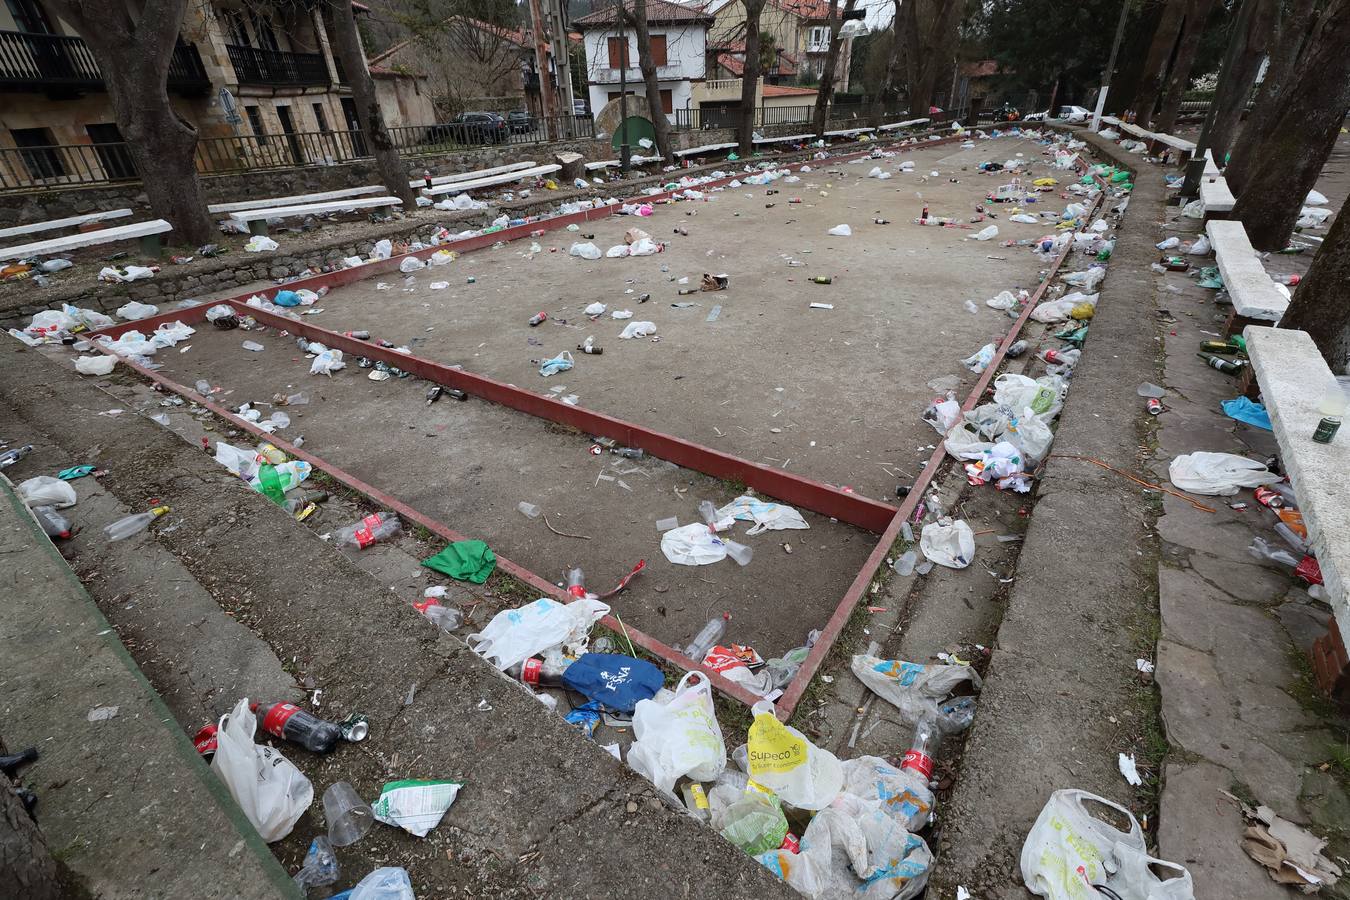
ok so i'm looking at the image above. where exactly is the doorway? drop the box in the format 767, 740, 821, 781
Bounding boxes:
276, 105, 304, 165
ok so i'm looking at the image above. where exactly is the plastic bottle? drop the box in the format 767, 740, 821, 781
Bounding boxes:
901, 713, 940, 780
413, 598, 464, 632
32, 506, 72, 539
810, 276, 833, 284
333, 512, 401, 549
529, 311, 548, 326
505, 653, 572, 687
611, 447, 643, 459
565, 566, 588, 598
1005, 339, 1028, 359
104, 506, 169, 541
1039, 348, 1080, 366
344, 330, 370, 340
681, 613, 730, 663
251, 701, 342, 753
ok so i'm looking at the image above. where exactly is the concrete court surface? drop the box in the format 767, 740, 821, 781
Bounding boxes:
278, 135, 1064, 499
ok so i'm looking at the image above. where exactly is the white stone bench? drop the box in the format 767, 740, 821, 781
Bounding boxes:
1203, 148, 1221, 179
1207, 219, 1289, 325
1243, 324, 1350, 658
411, 161, 537, 189
228, 196, 402, 235
1153, 132, 1195, 155
208, 186, 384, 215
421, 164, 560, 197
0, 209, 132, 242
1200, 176, 1236, 216
877, 117, 929, 131
0, 218, 171, 261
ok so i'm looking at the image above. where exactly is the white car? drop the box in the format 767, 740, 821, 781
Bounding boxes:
1056, 105, 1092, 123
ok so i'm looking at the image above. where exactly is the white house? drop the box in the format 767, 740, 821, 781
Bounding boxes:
573, 0, 714, 123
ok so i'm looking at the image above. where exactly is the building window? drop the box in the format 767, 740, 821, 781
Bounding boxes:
650, 34, 667, 67
6, 0, 55, 33
659, 88, 672, 114
312, 103, 329, 132
10, 127, 64, 180
85, 123, 136, 180
222, 9, 250, 46
809, 26, 829, 49
606, 36, 629, 68
250, 11, 280, 51
245, 105, 267, 144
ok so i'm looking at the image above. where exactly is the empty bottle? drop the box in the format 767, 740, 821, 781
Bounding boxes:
611, 447, 643, 459
1197, 352, 1245, 374
333, 512, 401, 549
1039, 348, 1080, 366
104, 506, 169, 541
901, 713, 940, 780
681, 612, 729, 663
1005, 340, 1028, 359
343, 330, 370, 340
578, 336, 603, 355
529, 311, 547, 326
565, 566, 589, 599
810, 276, 833, 284
413, 597, 464, 632
251, 701, 342, 754
894, 550, 917, 576
0, 444, 34, 469
505, 654, 571, 687
32, 506, 72, 539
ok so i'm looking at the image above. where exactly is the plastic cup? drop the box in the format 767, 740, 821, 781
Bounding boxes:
323, 781, 374, 847
655, 516, 679, 532
724, 539, 753, 567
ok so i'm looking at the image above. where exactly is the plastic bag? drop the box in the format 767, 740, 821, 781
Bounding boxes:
372, 239, 393, 259
467, 597, 610, 670
310, 348, 345, 376
714, 495, 809, 535
605, 244, 630, 258
17, 476, 77, 509
627, 673, 726, 793
660, 522, 727, 565
538, 351, 573, 376
828, 224, 852, 237
962, 342, 997, 373
839, 755, 934, 832
1022, 789, 1194, 900
569, 241, 602, 260
850, 655, 982, 725
62, 303, 114, 330
1187, 235, 1211, 255
919, 518, 975, 568
1061, 267, 1105, 291
715, 789, 788, 854
1005, 412, 1054, 462
944, 423, 995, 461
994, 374, 1058, 418
619, 321, 657, 339
117, 301, 159, 321
348, 866, 415, 900
75, 355, 116, 376
973, 224, 999, 241
630, 238, 661, 256
1181, 199, 1203, 218
210, 698, 312, 842
922, 395, 962, 434
745, 700, 843, 810
985, 290, 1020, 310
561, 653, 665, 713
1168, 451, 1277, 496
399, 256, 425, 273
244, 235, 279, 253
24, 308, 78, 336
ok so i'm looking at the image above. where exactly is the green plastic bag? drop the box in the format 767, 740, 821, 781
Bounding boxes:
717, 790, 788, 855
422, 540, 496, 583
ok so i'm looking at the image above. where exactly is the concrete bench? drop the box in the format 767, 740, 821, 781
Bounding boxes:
410, 160, 537, 190
1152, 131, 1195, 159
1203, 148, 1221, 179
421, 164, 560, 197
208, 186, 383, 215
674, 142, 738, 158
877, 117, 930, 131
1207, 219, 1289, 328
1244, 324, 1350, 699
0, 218, 171, 261
1200, 176, 1236, 217
0, 209, 132, 242
228, 196, 402, 235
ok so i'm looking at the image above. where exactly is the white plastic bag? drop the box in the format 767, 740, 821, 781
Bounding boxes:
828, 224, 852, 236
310, 348, 345, 376
922, 396, 963, 434
985, 290, 1019, 310
210, 698, 312, 842
962, 342, 997, 373
17, 476, 77, 509
569, 241, 602, 260
62, 303, 114, 330
944, 423, 995, 461
1022, 789, 1194, 900
630, 237, 661, 256
605, 244, 630, 258
75, 355, 116, 376
467, 597, 610, 670
1306, 189, 1328, 206
117, 301, 159, 321
399, 256, 425, 273
850, 654, 982, 725
25, 308, 78, 336
714, 495, 809, 535
660, 522, 727, 565
839, 755, 934, 832
627, 672, 726, 793
1187, 235, 1211, 255
348, 866, 415, 900
1006, 412, 1054, 462
920, 519, 975, 568
372, 239, 393, 259
994, 374, 1059, 419
1168, 451, 1278, 496
1181, 199, 1204, 219
244, 235, 279, 253
619, 320, 656, 339
744, 700, 843, 810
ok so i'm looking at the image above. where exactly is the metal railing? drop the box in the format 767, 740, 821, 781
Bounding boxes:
672, 105, 817, 130
226, 43, 331, 86
0, 30, 208, 93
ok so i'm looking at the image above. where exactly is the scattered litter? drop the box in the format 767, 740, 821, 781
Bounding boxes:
371, 779, 462, 837
1118, 752, 1142, 786
86, 705, 120, 722
1236, 800, 1343, 891
1168, 452, 1278, 496
827, 224, 852, 236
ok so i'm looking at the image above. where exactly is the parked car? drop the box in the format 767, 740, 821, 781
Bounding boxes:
573, 99, 589, 117
426, 112, 508, 145
1022, 110, 1046, 122
1055, 105, 1092, 123
506, 110, 534, 134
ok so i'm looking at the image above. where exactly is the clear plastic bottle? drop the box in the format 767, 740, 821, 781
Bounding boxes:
901, 713, 940, 781
565, 566, 588, 598
104, 506, 169, 541
681, 612, 730, 663
251, 701, 342, 753
32, 506, 72, 539
413, 597, 463, 632
333, 512, 401, 549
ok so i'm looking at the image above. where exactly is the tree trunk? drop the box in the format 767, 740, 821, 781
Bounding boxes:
0, 732, 61, 900
1205, 0, 1278, 164
1224, 0, 1319, 191
1279, 207, 1350, 371
812, 0, 848, 138
44, 0, 215, 246
909, 0, 960, 116
629, 0, 674, 163
1154, 0, 1217, 133
1229, 3, 1350, 250
902, 0, 920, 107
329, 0, 416, 206
870, 0, 905, 118
737, 0, 767, 156
1132, 0, 1186, 128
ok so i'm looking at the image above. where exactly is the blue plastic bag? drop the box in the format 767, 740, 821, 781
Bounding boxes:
1221, 396, 1272, 431
561, 653, 664, 713
273, 290, 302, 307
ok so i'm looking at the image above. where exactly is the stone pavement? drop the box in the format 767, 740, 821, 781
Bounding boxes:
1147, 206, 1350, 898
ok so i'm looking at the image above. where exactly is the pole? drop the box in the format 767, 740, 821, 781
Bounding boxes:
548, 0, 576, 134
1180, 0, 1253, 198
618, 0, 630, 172
1091, 0, 1131, 131
528, 0, 556, 140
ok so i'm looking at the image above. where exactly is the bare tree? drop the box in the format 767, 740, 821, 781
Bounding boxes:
421, 17, 531, 115
1229, 0, 1350, 250
870, 0, 906, 118
908, 0, 961, 116
812, 0, 857, 138
43, 0, 214, 245
737, 0, 769, 155
1154, 0, 1217, 132
626, 0, 674, 163
1281, 203, 1350, 371
1204, 0, 1278, 164
1132, 0, 1186, 127
327, 0, 416, 206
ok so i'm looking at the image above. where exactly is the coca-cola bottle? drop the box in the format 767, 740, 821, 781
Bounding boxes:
901, 713, 940, 781
505, 653, 572, 687
251, 701, 342, 753
333, 512, 401, 549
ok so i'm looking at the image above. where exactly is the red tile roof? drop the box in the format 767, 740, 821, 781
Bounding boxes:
768, 0, 833, 20
574, 0, 714, 26
761, 83, 816, 97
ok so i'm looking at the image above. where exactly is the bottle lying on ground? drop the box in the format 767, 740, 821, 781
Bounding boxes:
333, 512, 401, 549
251, 701, 343, 753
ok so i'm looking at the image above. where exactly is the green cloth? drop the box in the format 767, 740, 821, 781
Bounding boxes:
422, 540, 496, 583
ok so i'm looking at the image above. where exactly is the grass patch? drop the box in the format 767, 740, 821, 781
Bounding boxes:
1287, 645, 1342, 723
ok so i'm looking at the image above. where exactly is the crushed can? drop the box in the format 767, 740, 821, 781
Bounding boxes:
193, 723, 218, 758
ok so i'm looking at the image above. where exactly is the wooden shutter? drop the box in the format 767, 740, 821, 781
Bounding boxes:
651, 34, 667, 67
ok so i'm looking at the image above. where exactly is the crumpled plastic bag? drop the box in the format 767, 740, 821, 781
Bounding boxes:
828, 224, 852, 237
619, 321, 656, 339
467, 597, 610, 670
715, 788, 789, 855
962, 342, 997, 373
993, 373, 1060, 419
1005, 411, 1054, 462
985, 290, 1020, 310
62, 303, 114, 330
211, 698, 312, 842
1168, 451, 1278, 496
348, 867, 415, 900
661, 522, 728, 565
839, 755, 934, 832
1061, 267, 1105, 291
922, 395, 962, 434
24, 308, 79, 336
944, 423, 995, 461
17, 476, 77, 509
538, 351, 573, 376
1187, 235, 1212, 255
310, 348, 345, 376
117, 300, 159, 321
1031, 292, 1098, 323
372, 239, 393, 259
399, 256, 425, 273
569, 242, 602, 260
714, 495, 809, 535
744, 699, 843, 810
75, 355, 116, 376
850, 654, 983, 725
630, 238, 661, 256
244, 235, 279, 253
628, 672, 726, 793
919, 518, 975, 568
605, 244, 631, 258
